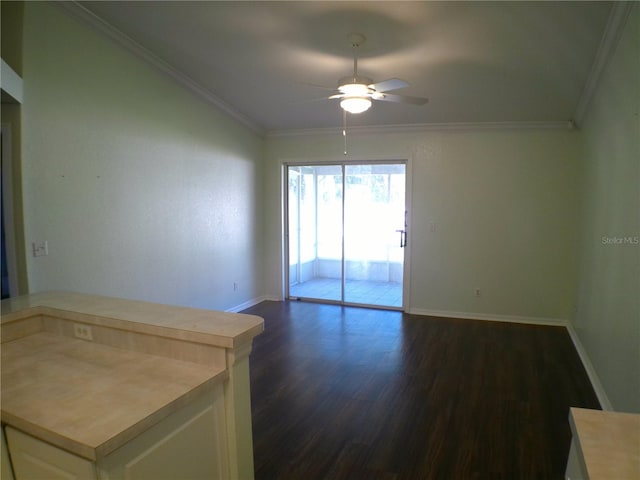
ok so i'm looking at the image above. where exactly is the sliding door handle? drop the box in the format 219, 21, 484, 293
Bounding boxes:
396, 229, 407, 248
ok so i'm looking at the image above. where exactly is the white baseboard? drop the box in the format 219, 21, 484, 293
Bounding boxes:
407, 308, 566, 326
225, 295, 281, 313
565, 323, 613, 411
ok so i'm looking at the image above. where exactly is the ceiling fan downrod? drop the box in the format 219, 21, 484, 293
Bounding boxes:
338, 33, 373, 115
348, 32, 366, 83
341, 33, 366, 154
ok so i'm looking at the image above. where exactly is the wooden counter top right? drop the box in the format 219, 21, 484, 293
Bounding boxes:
569, 407, 640, 479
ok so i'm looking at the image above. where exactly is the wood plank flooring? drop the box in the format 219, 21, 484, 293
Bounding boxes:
243, 301, 600, 480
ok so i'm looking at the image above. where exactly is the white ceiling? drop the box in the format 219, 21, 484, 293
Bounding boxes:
74, 1, 614, 134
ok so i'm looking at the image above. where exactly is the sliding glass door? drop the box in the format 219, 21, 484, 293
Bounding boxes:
286, 162, 406, 309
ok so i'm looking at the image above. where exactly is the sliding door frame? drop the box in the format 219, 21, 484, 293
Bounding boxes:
283, 158, 412, 311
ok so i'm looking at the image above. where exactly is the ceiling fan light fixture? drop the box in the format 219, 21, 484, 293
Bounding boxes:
338, 82, 370, 97
340, 97, 372, 114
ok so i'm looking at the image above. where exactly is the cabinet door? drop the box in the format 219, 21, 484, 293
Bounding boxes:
98, 383, 229, 480
5, 427, 97, 480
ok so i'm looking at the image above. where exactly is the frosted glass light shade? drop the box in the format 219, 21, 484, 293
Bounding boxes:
340, 97, 372, 114
338, 83, 370, 96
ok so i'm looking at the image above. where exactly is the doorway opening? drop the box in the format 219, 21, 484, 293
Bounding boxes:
285, 161, 407, 310
1, 126, 19, 299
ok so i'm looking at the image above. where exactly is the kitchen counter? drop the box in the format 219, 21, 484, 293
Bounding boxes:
2, 332, 226, 461
1, 291, 264, 479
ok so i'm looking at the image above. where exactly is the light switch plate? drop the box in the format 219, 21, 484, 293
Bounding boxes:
32, 241, 48, 257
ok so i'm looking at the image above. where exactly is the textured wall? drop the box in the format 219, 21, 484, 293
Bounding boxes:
265, 127, 581, 323
21, 2, 264, 310
574, 5, 639, 413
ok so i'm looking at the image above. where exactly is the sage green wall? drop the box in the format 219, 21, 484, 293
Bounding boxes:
574, 5, 639, 413
1, 1, 28, 295
1, 0, 23, 76
265, 128, 581, 323
21, 2, 264, 310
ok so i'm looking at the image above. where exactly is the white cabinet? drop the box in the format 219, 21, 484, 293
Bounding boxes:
4, 383, 228, 480
97, 383, 229, 480
5, 427, 96, 480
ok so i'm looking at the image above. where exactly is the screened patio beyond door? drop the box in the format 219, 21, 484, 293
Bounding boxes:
287, 163, 406, 309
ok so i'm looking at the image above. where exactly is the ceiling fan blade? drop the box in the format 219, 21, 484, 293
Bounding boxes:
369, 78, 409, 92
328, 93, 345, 100
294, 96, 336, 104
376, 93, 429, 105
296, 81, 338, 91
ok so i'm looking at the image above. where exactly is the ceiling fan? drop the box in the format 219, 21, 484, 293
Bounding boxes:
322, 33, 429, 115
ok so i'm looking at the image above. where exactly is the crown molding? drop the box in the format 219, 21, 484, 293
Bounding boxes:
55, 1, 612, 139
573, 1, 634, 127
55, 1, 265, 136
1, 58, 23, 104
266, 120, 575, 138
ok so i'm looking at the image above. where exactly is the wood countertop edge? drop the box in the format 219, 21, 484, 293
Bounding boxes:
568, 409, 590, 479
1, 410, 97, 461
1, 369, 228, 462
94, 369, 228, 460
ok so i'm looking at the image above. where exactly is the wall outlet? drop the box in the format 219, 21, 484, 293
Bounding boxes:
73, 323, 93, 341
475, 288, 481, 297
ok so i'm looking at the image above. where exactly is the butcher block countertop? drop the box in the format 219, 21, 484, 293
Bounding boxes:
0, 292, 264, 461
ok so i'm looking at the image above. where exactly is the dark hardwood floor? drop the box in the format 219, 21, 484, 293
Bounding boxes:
243, 300, 600, 480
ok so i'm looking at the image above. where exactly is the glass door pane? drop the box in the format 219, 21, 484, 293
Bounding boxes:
288, 165, 343, 302
344, 164, 405, 307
